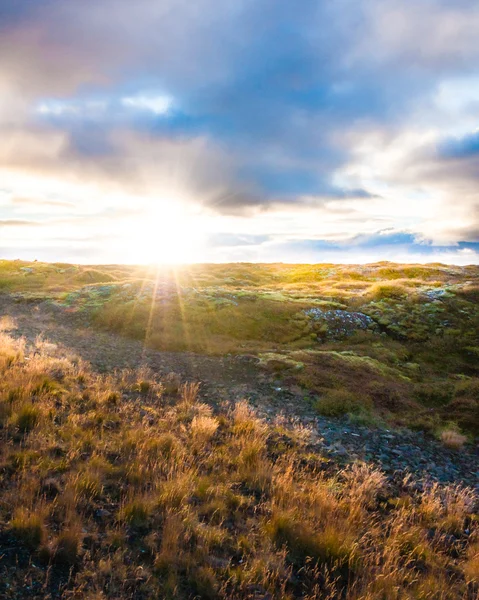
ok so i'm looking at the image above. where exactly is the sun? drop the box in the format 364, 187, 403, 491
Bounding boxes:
126, 197, 204, 265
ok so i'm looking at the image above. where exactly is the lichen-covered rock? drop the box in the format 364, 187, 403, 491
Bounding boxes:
422, 288, 454, 301
303, 308, 377, 340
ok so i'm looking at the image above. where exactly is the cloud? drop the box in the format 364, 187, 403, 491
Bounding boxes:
12, 197, 75, 209
199, 230, 479, 265
121, 94, 172, 115
206, 233, 272, 248
0, 219, 43, 227
0, 0, 478, 261
438, 130, 479, 158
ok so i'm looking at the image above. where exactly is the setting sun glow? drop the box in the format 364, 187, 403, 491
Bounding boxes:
126, 198, 204, 265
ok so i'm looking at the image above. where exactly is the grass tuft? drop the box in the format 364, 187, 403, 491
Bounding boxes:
9, 509, 45, 550
13, 404, 41, 432
439, 428, 468, 450
119, 499, 151, 529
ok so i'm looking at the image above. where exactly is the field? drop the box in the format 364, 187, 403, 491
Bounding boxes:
1, 259, 478, 434
0, 260, 478, 599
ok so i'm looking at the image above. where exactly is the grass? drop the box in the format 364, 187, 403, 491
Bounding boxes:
439, 428, 468, 450
13, 403, 41, 432
313, 389, 373, 417
0, 331, 478, 599
1, 260, 479, 436
9, 508, 46, 550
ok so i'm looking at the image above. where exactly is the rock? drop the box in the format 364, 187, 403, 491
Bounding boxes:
303, 308, 378, 340
327, 443, 349, 457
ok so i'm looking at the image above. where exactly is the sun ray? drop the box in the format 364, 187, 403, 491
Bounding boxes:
172, 266, 195, 354
142, 264, 162, 361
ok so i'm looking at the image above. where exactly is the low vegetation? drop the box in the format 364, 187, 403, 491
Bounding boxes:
0, 260, 478, 437
0, 331, 478, 599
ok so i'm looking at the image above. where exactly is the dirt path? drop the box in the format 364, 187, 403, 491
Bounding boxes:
1, 295, 478, 491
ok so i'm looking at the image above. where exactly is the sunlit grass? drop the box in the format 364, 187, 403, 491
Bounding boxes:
0, 331, 477, 598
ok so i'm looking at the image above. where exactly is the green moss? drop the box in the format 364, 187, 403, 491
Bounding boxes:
302, 350, 410, 381
258, 353, 305, 372
313, 389, 372, 417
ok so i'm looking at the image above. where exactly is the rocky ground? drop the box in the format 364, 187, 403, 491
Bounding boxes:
1, 294, 478, 492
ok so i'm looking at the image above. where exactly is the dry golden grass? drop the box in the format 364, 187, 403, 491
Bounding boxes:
0, 331, 477, 599
191, 415, 220, 443
440, 428, 468, 450
464, 544, 479, 584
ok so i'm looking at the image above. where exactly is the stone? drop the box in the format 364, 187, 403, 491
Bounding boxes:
303, 307, 378, 340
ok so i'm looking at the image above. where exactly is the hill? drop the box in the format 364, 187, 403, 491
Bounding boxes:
1, 260, 478, 434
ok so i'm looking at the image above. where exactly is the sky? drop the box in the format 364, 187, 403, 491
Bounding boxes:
0, 0, 478, 265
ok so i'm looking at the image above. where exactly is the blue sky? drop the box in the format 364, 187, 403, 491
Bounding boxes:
0, 0, 478, 264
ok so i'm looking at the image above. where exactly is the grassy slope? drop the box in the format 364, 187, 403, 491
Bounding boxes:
0, 330, 478, 599
1, 260, 479, 435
